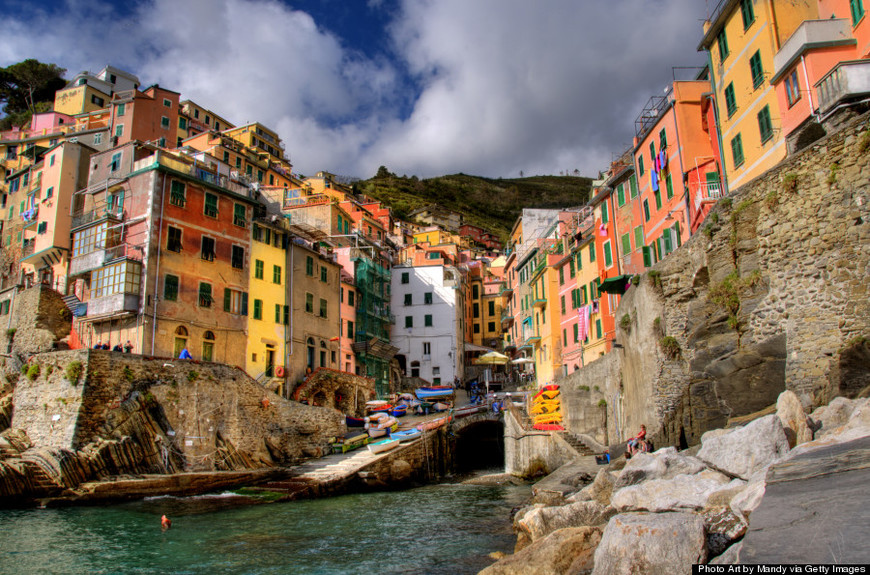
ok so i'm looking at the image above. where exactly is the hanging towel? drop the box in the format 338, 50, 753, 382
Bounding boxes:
577, 306, 588, 342
651, 169, 659, 192
599, 223, 608, 237
659, 150, 667, 172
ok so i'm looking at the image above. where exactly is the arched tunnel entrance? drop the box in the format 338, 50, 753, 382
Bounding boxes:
454, 420, 505, 473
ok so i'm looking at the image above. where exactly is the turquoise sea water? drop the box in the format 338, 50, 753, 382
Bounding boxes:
0, 480, 529, 575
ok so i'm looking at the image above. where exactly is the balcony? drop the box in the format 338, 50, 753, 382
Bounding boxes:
133, 152, 255, 199
523, 335, 541, 348
816, 60, 870, 116
71, 204, 123, 231
21, 206, 39, 229
531, 297, 547, 309
501, 310, 514, 328
69, 243, 143, 276
772, 19, 854, 83
21, 238, 36, 258
85, 292, 140, 319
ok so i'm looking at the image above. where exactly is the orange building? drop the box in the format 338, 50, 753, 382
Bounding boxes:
110, 85, 180, 149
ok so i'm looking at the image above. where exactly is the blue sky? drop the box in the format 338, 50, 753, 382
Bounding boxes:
0, 0, 710, 180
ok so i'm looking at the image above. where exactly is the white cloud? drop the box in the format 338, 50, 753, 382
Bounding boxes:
0, 0, 708, 179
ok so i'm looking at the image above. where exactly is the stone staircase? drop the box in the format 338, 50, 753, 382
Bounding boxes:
61, 294, 82, 313
559, 432, 596, 456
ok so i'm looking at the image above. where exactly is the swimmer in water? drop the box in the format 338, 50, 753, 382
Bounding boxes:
161, 515, 172, 531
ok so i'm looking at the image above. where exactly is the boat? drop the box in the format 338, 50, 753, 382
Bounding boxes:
375, 416, 398, 430
432, 402, 450, 412
367, 438, 400, 454
539, 390, 560, 400
530, 401, 561, 414
369, 404, 393, 414
331, 430, 370, 453
366, 400, 389, 407
454, 405, 483, 418
417, 415, 452, 431
391, 405, 407, 418
534, 412, 563, 424
391, 429, 422, 442
368, 427, 388, 439
346, 415, 367, 427
415, 386, 455, 400
533, 385, 560, 400
368, 412, 390, 423
532, 423, 565, 431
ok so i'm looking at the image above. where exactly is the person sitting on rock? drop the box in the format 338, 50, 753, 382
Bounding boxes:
595, 449, 611, 465
112, 343, 123, 352
94, 341, 103, 349
627, 424, 647, 456
178, 347, 193, 360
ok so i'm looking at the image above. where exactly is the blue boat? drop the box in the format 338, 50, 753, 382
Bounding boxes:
415, 386, 455, 400
391, 429, 422, 442
391, 405, 407, 417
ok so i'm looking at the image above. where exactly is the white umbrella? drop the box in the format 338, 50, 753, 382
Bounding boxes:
511, 357, 534, 364
475, 351, 510, 365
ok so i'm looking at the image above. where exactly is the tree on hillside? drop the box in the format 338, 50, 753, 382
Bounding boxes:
0, 59, 66, 130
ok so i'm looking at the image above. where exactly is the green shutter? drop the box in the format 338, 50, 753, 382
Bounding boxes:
621, 233, 631, 256
589, 243, 596, 262
581, 286, 588, 305
224, 288, 231, 311
750, 51, 764, 89
654, 188, 662, 210
674, 222, 682, 248
601, 201, 609, 224
596, 319, 602, 339
642, 246, 652, 268
666, 174, 673, 199
617, 184, 625, 207
725, 83, 737, 117
732, 134, 744, 167
638, 154, 645, 177
629, 174, 638, 198
241, 293, 248, 315
634, 226, 644, 251
604, 242, 613, 267
643, 200, 651, 222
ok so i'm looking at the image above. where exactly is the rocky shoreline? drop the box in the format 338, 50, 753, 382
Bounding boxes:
480, 391, 870, 574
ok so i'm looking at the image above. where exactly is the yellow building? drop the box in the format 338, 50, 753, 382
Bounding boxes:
247, 218, 291, 391
699, 0, 819, 191
529, 251, 562, 384
223, 123, 286, 164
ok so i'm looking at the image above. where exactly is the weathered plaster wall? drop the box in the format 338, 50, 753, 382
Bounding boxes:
504, 408, 575, 477
559, 113, 870, 449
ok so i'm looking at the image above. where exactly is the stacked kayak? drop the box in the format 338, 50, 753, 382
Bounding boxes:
366, 412, 398, 438
531, 384, 564, 430
330, 430, 370, 454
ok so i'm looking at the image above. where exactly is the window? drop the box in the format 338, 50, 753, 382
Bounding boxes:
205, 115, 211, 125
92, 95, 104, 106
424, 292, 433, 304
201, 236, 216, 261
629, 174, 638, 199
405, 316, 413, 328
167, 226, 182, 252
488, 321, 496, 332
198, 282, 212, 307
161, 116, 170, 129
634, 226, 644, 253
162, 98, 171, 108
785, 69, 801, 108
45, 186, 53, 199
231, 245, 244, 269
202, 331, 215, 362
740, 0, 755, 29
425, 314, 433, 327
717, 28, 729, 62
601, 201, 609, 224
253, 299, 262, 320
750, 51, 764, 89
348, 290, 355, 306
573, 323, 579, 343
603, 240, 613, 268
616, 183, 625, 207
306, 256, 314, 276
473, 303, 480, 318
596, 319, 602, 339
422, 342, 431, 355
49, 154, 55, 167
164, 274, 179, 301
109, 152, 121, 172
204, 193, 218, 217
319, 298, 328, 318
569, 259, 575, 278
254, 259, 264, 279
643, 199, 651, 222
347, 320, 354, 337
401, 272, 409, 284
659, 128, 667, 152
649, 141, 656, 164
638, 154, 645, 177
472, 284, 480, 299
320, 266, 328, 283
114, 124, 123, 138
170, 180, 186, 207
665, 173, 673, 200
273, 265, 282, 284
473, 324, 480, 334
724, 83, 737, 117
233, 204, 246, 227
851, 0, 866, 25
589, 242, 596, 262
404, 293, 412, 306
93, 133, 102, 145
223, 288, 248, 315
654, 187, 662, 210
117, 103, 126, 116
731, 133, 745, 168
305, 293, 314, 313
92, 261, 141, 298
488, 301, 495, 316
179, 117, 187, 130
621, 232, 631, 256
757, 105, 773, 144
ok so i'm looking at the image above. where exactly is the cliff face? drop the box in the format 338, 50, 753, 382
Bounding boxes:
0, 350, 343, 502
561, 113, 870, 448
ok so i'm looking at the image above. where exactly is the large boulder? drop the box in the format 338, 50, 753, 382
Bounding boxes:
480, 526, 602, 575
516, 501, 615, 543
809, 396, 857, 436
776, 390, 813, 448
591, 512, 707, 574
702, 506, 748, 557
610, 470, 744, 513
613, 447, 707, 489
569, 469, 617, 506
729, 468, 768, 522
696, 414, 790, 480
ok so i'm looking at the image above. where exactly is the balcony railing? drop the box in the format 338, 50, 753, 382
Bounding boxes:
816, 60, 870, 116
71, 205, 123, 230
21, 238, 36, 258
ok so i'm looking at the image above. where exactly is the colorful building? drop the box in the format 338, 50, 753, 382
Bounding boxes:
699, 0, 820, 191
110, 85, 180, 149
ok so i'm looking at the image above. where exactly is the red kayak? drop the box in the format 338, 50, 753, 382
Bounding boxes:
532, 423, 565, 431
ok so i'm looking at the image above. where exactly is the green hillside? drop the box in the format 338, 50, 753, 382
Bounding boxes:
353, 168, 593, 242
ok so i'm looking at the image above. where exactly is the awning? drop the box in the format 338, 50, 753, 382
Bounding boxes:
598, 274, 631, 295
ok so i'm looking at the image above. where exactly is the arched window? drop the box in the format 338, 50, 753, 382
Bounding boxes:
202, 330, 215, 362
173, 326, 188, 357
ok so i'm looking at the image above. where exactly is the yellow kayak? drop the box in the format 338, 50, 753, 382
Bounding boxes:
530, 400, 561, 414
540, 390, 560, 400
534, 412, 563, 424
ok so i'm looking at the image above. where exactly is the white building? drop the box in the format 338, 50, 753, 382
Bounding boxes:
391, 264, 465, 384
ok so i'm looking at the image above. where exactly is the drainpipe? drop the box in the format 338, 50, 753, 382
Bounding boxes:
799, 54, 817, 121
670, 96, 692, 240
150, 156, 167, 355
768, 0, 782, 51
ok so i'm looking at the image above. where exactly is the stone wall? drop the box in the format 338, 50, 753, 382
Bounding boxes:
558, 112, 870, 449
504, 408, 576, 477
0, 285, 71, 360
291, 367, 377, 417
